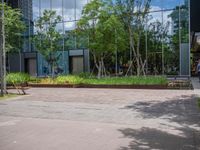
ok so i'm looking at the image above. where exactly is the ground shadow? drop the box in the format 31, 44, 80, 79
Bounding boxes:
118, 127, 200, 150
118, 94, 200, 150
124, 94, 200, 126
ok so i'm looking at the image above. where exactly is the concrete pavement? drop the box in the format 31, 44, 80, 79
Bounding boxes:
0, 88, 200, 150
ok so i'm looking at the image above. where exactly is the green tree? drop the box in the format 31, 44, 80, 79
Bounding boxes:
33, 10, 62, 77
0, 3, 25, 53
77, 0, 127, 78
116, 0, 151, 76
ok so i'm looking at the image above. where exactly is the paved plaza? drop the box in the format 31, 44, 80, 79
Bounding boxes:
0, 80, 200, 150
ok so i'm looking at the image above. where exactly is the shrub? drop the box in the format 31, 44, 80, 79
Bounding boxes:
29, 76, 41, 83
56, 75, 84, 84
6, 73, 30, 85
83, 76, 168, 85
78, 72, 94, 79
40, 77, 55, 84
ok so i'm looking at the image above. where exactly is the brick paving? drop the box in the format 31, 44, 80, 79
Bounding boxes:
0, 87, 200, 150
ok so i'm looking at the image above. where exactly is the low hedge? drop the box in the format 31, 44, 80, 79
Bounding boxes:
6, 73, 30, 85
39, 75, 168, 85
6, 73, 168, 86
56, 75, 84, 84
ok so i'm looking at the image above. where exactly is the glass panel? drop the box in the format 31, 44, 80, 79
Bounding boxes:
76, 0, 88, 20
64, 21, 76, 50
56, 23, 64, 51
32, 0, 39, 20
150, 0, 162, 12
52, 0, 63, 19
32, 0, 39, 35
63, 0, 75, 21
37, 52, 69, 76
164, 10, 180, 75
150, 0, 185, 12
76, 33, 88, 49
41, 0, 50, 15
147, 11, 163, 75
180, 1, 189, 43
30, 21, 34, 51
161, 0, 181, 10
22, 37, 29, 52
56, 23, 64, 34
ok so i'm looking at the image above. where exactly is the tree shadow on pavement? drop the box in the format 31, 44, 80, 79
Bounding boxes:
118, 127, 200, 150
118, 94, 200, 150
124, 94, 200, 126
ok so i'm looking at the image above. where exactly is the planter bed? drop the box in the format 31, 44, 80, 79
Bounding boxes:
28, 80, 192, 89
167, 80, 193, 90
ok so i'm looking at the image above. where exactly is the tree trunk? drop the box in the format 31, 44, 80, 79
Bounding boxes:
126, 25, 141, 76
97, 59, 106, 79
93, 54, 107, 79
97, 60, 101, 79
49, 62, 54, 78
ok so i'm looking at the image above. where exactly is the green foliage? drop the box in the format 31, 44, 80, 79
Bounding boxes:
78, 72, 94, 79
0, 3, 26, 53
29, 76, 41, 83
77, 0, 127, 54
6, 73, 30, 85
40, 77, 55, 84
34, 75, 167, 85
33, 10, 62, 76
76, 0, 128, 78
56, 75, 84, 84
115, 0, 151, 76
77, 0, 127, 77
83, 76, 167, 85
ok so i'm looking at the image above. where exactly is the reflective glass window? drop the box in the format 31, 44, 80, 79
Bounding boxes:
56, 23, 64, 34
41, 0, 50, 15
32, 0, 39, 20
163, 10, 180, 75
147, 11, 163, 74
150, 0, 186, 12
150, 0, 162, 12
76, 0, 88, 20
64, 21, 76, 50
52, 0, 63, 19
63, 0, 75, 21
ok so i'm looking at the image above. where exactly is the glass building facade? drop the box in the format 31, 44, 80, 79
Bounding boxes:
143, 0, 190, 75
6, 0, 191, 76
32, 0, 90, 76
32, 0, 89, 50
6, 0, 90, 76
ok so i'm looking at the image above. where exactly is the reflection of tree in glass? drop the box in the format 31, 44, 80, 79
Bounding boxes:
33, 10, 62, 77
147, 20, 171, 75
0, 3, 25, 53
116, 0, 151, 76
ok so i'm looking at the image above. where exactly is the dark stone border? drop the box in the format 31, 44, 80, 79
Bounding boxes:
27, 83, 191, 90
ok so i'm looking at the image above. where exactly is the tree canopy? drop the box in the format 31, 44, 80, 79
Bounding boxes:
0, 3, 25, 53
77, 0, 127, 78
33, 10, 62, 77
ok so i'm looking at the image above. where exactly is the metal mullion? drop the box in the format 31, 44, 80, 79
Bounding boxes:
161, 8, 164, 75
179, 2, 182, 76
188, 0, 191, 77
62, 0, 65, 73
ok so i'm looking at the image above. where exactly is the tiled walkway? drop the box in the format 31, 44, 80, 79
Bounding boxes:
0, 87, 200, 150
191, 77, 200, 97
